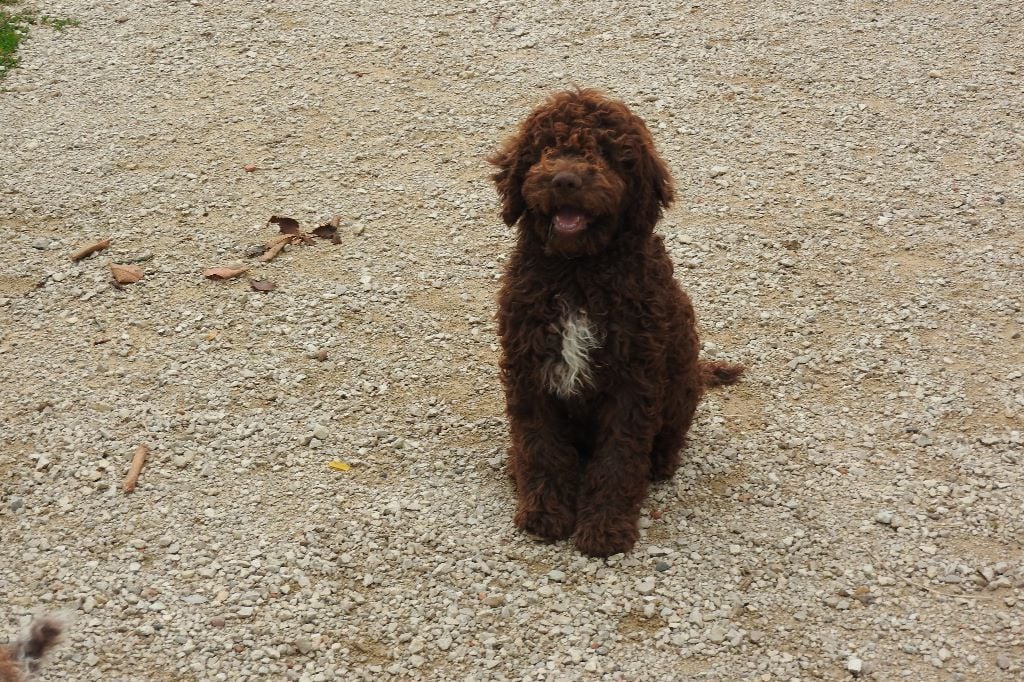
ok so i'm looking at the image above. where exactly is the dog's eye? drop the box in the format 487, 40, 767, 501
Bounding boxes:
610, 147, 636, 168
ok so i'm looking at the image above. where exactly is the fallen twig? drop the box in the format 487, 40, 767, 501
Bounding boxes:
123, 443, 149, 493
70, 238, 111, 262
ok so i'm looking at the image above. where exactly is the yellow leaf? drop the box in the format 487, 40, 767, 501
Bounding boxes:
328, 460, 351, 472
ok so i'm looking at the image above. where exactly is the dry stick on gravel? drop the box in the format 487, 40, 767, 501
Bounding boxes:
123, 443, 149, 493
69, 238, 112, 262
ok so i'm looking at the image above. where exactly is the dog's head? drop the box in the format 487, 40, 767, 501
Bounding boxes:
489, 89, 673, 256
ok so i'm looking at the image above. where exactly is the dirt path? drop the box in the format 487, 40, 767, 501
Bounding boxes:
1, 1, 1022, 680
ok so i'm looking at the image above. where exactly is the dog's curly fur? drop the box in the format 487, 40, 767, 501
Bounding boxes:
490, 89, 743, 557
0, 617, 63, 682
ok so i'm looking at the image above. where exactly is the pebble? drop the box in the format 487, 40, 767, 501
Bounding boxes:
636, 578, 656, 595
481, 594, 506, 607
173, 453, 195, 469
996, 654, 1012, 670
708, 165, 730, 178
847, 655, 863, 674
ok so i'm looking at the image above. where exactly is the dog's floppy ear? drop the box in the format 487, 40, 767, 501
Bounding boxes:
488, 136, 529, 227
630, 128, 675, 230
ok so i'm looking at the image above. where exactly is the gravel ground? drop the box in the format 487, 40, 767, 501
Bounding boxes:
1, 1, 1022, 680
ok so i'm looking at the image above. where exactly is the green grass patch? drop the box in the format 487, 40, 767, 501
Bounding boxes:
0, 9, 30, 77
38, 14, 79, 31
0, 5, 79, 79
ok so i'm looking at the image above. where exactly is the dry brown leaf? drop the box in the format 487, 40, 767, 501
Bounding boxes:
203, 266, 249, 280
259, 240, 289, 263
70, 238, 111, 262
269, 215, 301, 235
110, 263, 144, 284
312, 223, 338, 240
312, 214, 342, 240
250, 279, 276, 292
261, 234, 291, 249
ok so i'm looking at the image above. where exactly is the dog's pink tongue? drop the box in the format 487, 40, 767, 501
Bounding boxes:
552, 209, 587, 235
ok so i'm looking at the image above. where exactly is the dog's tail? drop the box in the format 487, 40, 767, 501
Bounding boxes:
699, 359, 745, 388
5, 616, 64, 676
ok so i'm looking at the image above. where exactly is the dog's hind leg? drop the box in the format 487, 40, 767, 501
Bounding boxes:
650, 343, 702, 481
649, 383, 698, 481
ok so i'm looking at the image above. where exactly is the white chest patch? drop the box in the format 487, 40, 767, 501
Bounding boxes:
544, 311, 600, 398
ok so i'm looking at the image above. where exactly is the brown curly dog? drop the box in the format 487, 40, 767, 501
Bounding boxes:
490, 89, 744, 557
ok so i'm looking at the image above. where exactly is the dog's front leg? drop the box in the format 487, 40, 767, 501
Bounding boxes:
573, 393, 656, 557
507, 400, 580, 542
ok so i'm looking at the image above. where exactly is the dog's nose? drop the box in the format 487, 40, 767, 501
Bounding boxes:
552, 171, 582, 192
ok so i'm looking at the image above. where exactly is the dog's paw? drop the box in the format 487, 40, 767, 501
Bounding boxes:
574, 520, 639, 557
514, 507, 575, 542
